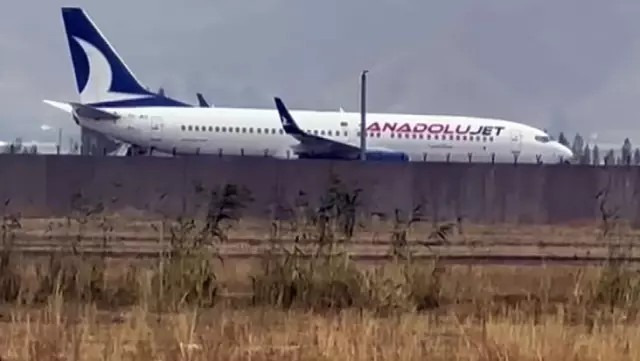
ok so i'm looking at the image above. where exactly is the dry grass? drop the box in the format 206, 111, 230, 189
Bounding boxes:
12, 216, 638, 245
3, 305, 640, 361
0, 181, 638, 360
0, 250, 636, 360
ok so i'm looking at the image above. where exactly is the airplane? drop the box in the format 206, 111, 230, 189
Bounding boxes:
43, 7, 574, 163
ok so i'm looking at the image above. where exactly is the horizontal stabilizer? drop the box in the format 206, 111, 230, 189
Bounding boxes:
43, 100, 119, 121
69, 102, 119, 120
43, 100, 73, 113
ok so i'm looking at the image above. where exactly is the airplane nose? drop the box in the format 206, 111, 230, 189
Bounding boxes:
555, 143, 573, 161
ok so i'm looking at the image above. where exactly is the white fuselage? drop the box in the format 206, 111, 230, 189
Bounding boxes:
78, 106, 572, 163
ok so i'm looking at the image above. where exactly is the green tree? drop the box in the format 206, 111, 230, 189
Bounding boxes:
622, 138, 633, 165
557, 132, 570, 147
592, 145, 601, 165
571, 133, 584, 160
604, 149, 615, 165
634, 148, 640, 165
582, 144, 591, 165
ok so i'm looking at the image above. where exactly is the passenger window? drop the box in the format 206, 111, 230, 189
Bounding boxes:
463, 136, 467, 141
391, 133, 395, 138
194, 126, 199, 131
419, 134, 423, 139
435, 135, 439, 140
188, 125, 193, 131
279, 129, 283, 134
242, 127, 246, 133
489, 137, 494, 142
427, 135, 431, 140
482, 137, 487, 142
328, 130, 332, 136
412, 134, 417, 139
235, 127, 240, 133
456, 135, 460, 141
257, 128, 261, 134
181, 125, 186, 131
344, 131, 348, 137
249, 128, 253, 133
207, 126, 212, 132
449, 135, 453, 140
215, 126, 220, 132
377, 133, 381, 138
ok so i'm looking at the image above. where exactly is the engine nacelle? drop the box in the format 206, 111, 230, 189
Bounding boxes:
297, 150, 410, 162
364, 150, 410, 162
297, 153, 347, 161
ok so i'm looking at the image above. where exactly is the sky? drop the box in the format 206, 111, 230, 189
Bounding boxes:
2, 0, 640, 148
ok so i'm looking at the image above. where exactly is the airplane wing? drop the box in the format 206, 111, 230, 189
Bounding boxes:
274, 97, 359, 157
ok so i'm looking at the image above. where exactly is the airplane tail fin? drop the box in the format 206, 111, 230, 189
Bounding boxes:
59, 7, 190, 108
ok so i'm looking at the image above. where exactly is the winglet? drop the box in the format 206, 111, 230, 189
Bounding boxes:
274, 97, 304, 135
196, 92, 210, 107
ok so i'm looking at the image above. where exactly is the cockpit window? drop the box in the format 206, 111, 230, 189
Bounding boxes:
535, 135, 550, 143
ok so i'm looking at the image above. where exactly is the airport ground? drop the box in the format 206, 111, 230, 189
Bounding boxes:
0, 214, 639, 360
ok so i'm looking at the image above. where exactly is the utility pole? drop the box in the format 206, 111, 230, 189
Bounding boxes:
57, 128, 63, 154
359, 70, 368, 161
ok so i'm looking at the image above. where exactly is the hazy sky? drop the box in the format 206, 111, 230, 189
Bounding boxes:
3, 0, 640, 146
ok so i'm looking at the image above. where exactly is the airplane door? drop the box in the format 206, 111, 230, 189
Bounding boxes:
510, 130, 522, 154
340, 118, 357, 144
150, 116, 163, 142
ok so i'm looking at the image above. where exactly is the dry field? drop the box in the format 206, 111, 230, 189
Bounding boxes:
0, 248, 637, 360
0, 200, 638, 360
11, 216, 625, 246
3, 306, 640, 361
3, 215, 640, 261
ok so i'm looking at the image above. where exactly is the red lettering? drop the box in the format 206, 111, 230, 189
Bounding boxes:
456, 125, 471, 134
428, 124, 443, 133
397, 123, 411, 132
370, 122, 479, 135
382, 122, 397, 132
366, 122, 381, 132
413, 123, 428, 133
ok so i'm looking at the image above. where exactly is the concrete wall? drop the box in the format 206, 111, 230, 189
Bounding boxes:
0, 154, 638, 225
81, 128, 119, 155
